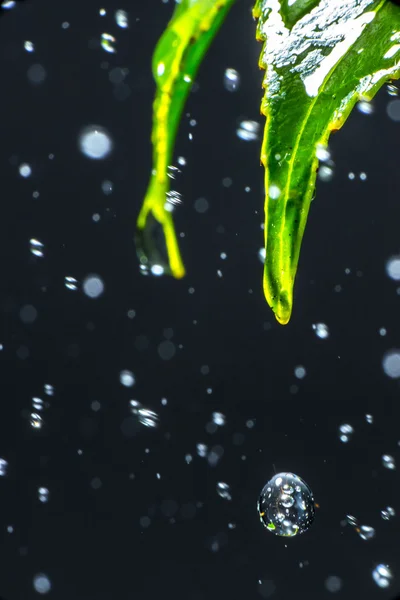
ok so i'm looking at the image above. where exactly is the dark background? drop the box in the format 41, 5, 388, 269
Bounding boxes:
0, 0, 399, 598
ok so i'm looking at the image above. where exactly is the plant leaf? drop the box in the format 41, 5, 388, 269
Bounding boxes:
253, 0, 400, 324
136, 0, 235, 278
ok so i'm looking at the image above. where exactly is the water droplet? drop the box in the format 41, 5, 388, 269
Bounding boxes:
27, 63, 46, 85
294, 365, 306, 379
365, 414, 373, 424
312, 323, 329, 339
372, 564, 393, 589
382, 454, 396, 470
78, 125, 113, 160
30, 413, 43, 429
101, 32, 116, 53
357, 100, 374, 115
216, 482, 232, 501
38, 487, 49, 503
358, 524, 375, 540
385, 255, 400, 280
64, 276, 79, 291
115, 9, 128, 28
223, 68, 240, 92
82, 274, 105, 298
120, 370, 135, 387
193, 197, 209, 213
33, 573, 51, 594
325, 575, 342, 593
101, 180, 113, 195
387, 83, 399, 97
212, 412, 226, 426
387, 99, 400, 122
196, 443, 208, 458
0, 458, 8, 476
30, 238, 44, 257
339, 423, 353, 443
318, 165, 334, 182
19, 162, 32, 178
236, 120, 260, 141
1, 1, 16, 9
382, 350, 400, 378
268, 184, 281, 199
258, 248, 266, 263
381, 506, 395, 520
316, 144, 331, 162
24, 40, 34, 52
258, 472, 315, 537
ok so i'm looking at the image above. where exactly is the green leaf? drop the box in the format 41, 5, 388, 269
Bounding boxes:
254, 0, 400, 324
136, 0, 235, 278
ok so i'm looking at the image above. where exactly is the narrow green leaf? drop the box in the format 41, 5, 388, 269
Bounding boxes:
254, 0, 400, 324
136, 0, 235, 278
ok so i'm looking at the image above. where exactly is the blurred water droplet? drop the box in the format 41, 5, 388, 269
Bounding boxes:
65, 276, 79, 291
372, 564, 393, 589
325, 575, 342, 593
24, 40, 34, 52
339, 423, 353, 443
1, 1, 16, 9
30, 238, 44, 257
196, 443, 208, 458
236, 120, 260, 141
19, 162, 32, 178
382, 454, 396, 470
212, 412, 226, 426
382, 350, 400, 378
33, 573, 51, 594
357, 100, 374, 114
294, 365, 306, 379
385, 255, 400, 280
27, 63, 46, 85
258, 247, 266, 263
101, 32, 116, 53
358, 524, 375, 541
101, 180, 113, 195
0, 458, 8, 476
216, 482, 232, 501
387, 83, 398, 96
318, 165, 334, 182
194, 197, 209, 213
381, 506, 395, 520
82, 274, 104, 298
312, 323, 329, 339
387, 99, 400, 121
120, 370, 135, 387
78, 125, 113, 159
137, 408, 159, 428
365, 414, 373, 424
115, 9, 128, 28
38, 487, 49, 503
223, 68, 240, 92
316, 144, 331, 162
30, 413, 43, 429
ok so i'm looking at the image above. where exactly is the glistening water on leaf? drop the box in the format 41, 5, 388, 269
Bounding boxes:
138, 0, 400, 325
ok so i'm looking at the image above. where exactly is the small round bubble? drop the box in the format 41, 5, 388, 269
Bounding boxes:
78, 125, 113, 160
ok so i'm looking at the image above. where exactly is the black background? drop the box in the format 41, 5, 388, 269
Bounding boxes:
0, 1, 399, 599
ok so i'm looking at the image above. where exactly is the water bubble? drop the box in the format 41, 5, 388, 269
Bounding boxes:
101, 180, 113, 195
316, 144, 331, 162
294, 365, 306, 379
196, 443, 208, 458
38, 487, 49, 503
258, 472, 315, 537
120, 370, 135, 387
381, 506, 395, 520
78, 125, 113, 160
258, 248, 266, 263
82, 274, 104, 298
385, 255, 400, 280
318, 165, 334, 182
382, 454, 396, 470
365, 414, 373, 424
207, 445, 224, 467
32, 397, 44, 411
357, 100, 374, 115
312, 322, 329, 339
387, 99, 400, 122
236, 120, 260, 141
101, 32, 116, 53
115, 9, 128, 28
372, 564, 393, 589
138, 408, 159, 428
19, 162, 32, 178
0, 458, 8, 476
339, 423, 354, 443
325, 575, 343, 593
382, 350, 400, 378
212, 412, 226, 426
27, 63, 46, 85
33, 573, 51, 594
30, 238, 44, 257
64, 276, 79, 291
216, 482, 232, 501
20, 304, 38, 324
387, 83, 399, 97
223, 68, 240, 92
194, 197, 209, 213
157, 340, 176, 360
24, 40, 34, 52
30, 413, 43, 429
358, 524, 375, 541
